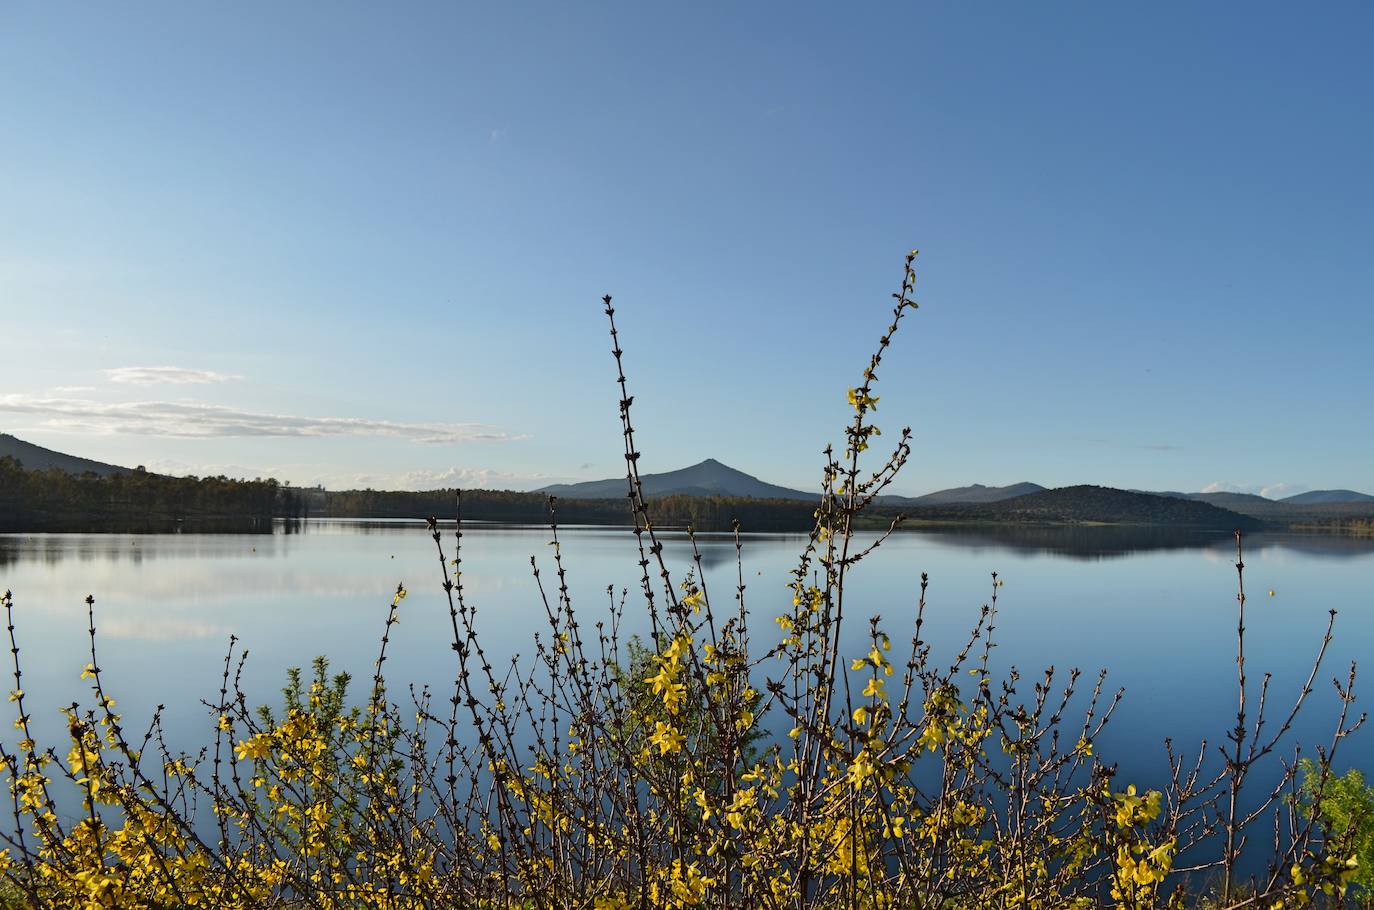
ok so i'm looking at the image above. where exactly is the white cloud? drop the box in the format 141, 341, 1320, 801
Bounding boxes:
400, 466, 555, 491
52, 385, 96, 393
1200, 481, 1257, 495
134, 459, 555, 491
1200, 480, 1308, 500
105, 366, 242, 385
142, 459, 288, 480
1259, 482, 1308, 499
0, 394, 516, 444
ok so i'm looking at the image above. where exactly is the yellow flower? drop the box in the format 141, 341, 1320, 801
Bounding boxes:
235, 734, 272, 762
846, 388, 879, 412
694, 788, 712, 820
848, 749, 877, 786
648, 721, 684, 755
661, 681, 686, 715
664, 634, 691, 663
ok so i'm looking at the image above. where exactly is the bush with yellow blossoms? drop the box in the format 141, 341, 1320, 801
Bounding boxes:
0, 253, 1367, 909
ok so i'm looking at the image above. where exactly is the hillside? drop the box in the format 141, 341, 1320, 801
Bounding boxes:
0, 433, 130, 477
537, 458, 814, 501
1129, 489, 1374, 524
943, 485, 1264, 530
1163, 491, 1374, 523
1186, 491, 1294, 518
0, 455, 296, 532
0, 431, 1355, 534
1281, 489, 1374, 505
900, 482, 1045, 504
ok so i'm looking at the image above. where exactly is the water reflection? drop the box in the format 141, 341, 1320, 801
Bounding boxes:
0, 520, 1370, 803
279, 518, 1374, 562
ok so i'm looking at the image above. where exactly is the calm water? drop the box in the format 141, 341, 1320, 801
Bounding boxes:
2, 520, 1372, 792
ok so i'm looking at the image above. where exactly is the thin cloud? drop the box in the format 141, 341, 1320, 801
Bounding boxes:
1083, 437, 1183, 451
136, 460, 552, 490
0, 394, 515, 444
101, 617, 229, 641
400, 466, 555, 491
105, 366, 242, 385
143, 459, 294, 480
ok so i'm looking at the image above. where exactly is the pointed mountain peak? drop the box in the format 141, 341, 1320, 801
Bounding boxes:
537, 458, 813, 501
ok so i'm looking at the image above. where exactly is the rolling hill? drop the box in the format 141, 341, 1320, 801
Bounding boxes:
1280, 489, 1374, 505
901, 482, 1045, 504
0, 433, 130, 477
1140, 488, 1374, 521
945, 485, 1264, 530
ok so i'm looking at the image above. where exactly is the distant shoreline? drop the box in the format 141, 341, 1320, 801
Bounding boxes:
8, 509, 1370, 537
5, 455, 1371, 535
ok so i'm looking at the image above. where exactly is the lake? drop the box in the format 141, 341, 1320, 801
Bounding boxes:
2, 519, 1372, 800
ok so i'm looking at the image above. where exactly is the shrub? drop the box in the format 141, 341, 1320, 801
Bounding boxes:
1296, 758, 1374, 902
0, 252, 1365, 908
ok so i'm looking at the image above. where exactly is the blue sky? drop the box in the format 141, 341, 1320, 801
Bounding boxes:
2, 2, 1371, 497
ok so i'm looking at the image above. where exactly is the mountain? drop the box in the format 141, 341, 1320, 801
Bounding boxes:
1126, 489, 1374, 521
1131, 490, 1193, 500
903, 482, 1045, 505
536, 459, 815, 501
1187, 491, 1287, 513
1280, 489, 1374, 505
960, 485, 1264, 530
0, 433, 130, 477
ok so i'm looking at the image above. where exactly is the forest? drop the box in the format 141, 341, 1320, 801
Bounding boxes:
0, 456, 300, 532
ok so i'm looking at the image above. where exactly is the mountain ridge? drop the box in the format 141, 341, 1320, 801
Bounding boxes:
0, 433, 130, 477
1280, 489, 1374, 505
967, 485, 1263, 530
3, 434, 1370, 524
536, 458, 815, 501
896, 482, 1046, 505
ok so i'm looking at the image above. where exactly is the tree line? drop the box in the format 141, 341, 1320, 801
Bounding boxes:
0, 456, 301, 532
318, 488, 826, 531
